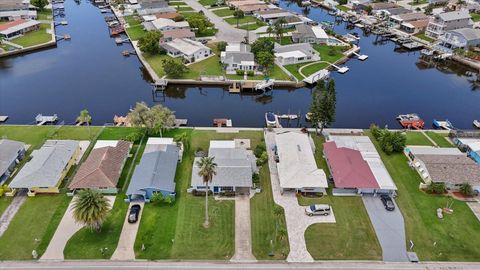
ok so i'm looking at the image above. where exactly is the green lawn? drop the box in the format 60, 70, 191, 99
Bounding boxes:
366, 131, 480, 261
471, 13, 480, 22
425, 132, 454, 147
199, 0, 218, 6
238, 21, 267, 30
335, 5, 350, 12
269, 64, 292, 81
408, 0, 428, 5
176, 6, 194, 11
169, 1, 187, 5
136, 129, 248, 259
312, 44, 348, 64
284, 62, 311, 80
196, 27, 218, 37
143, 53, 175, 78
212, 8, 235, 17
0, 197, 12, 217
405, 131, 433, 146
300, 62, 330, 77
177, 44, 223, 79
0, 195, 71, 260
37, 9, 52, 21
225, 16, 258, 25
126, 25, 146, 41
414, 33, 435, 43
11, 24, 52, 47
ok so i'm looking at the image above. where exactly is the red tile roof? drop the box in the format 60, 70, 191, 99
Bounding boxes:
323, 141, 379, 189
0, 19, 27, 32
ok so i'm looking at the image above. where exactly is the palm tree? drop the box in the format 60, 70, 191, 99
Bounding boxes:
72, 189, 110, 232
196, 156, 217, 228
77, 109, 92, 140
174, 132, 190, 151
266, 26, 273, 38
274, 18, 287, 41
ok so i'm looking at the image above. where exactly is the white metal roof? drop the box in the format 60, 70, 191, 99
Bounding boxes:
163, 38, 208, 56
275, 131, 328, 189
151, 18, 189, 30
311, 26, 328, 39
210, 140, 236, 149
142, 15, 157, 22
406, 146, 463, 156
0, 19, 39, 36
93, 140, 121, 149
328, 135, 397, 191
147, 137, 174, 146
458, 138, 480, 152
274, 50, 306, 59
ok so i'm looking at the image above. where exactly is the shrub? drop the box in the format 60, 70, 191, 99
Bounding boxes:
338, 0, 347, 4
427, 182, 447, 194
370, 124, 382, 141
370, 124, 406, 155
173, 15, 185, 22
252, 173, 260, 184
236, 69, 245, 76
151, 192, 164, 204
192, 189, 213, 196
247, 70, 254, 76
216, 41, 227, 52
164, 195, 175, 205
221, 191, 236, 197
256, 151, 268, 166
254, 144, 266, 158
460, 182, 474, 196
125, 131, 142, 142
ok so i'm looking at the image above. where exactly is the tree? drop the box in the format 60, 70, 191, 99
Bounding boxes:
127, 102, 176, 135
138, 31, 163, 54
310, 79, 336, 134
233, 9, 244, 26
216, 41, 228, 52
273, 18, 287, 41
370, 126, 406, 155
173, 15, 185, 22
365, 6, 373, 15
256, 51, 274, 72
31, 0, 49, 10
186, 14, 212, 34
266, 26, 273, 38
460, 182, 474, 196
72, 189, 110, 232
196, 157, 217, 228
424, 4, 433, 15
77, 109, 92, 140
174, 132, 190, 151
251, 37, 274, 57
162, 58, 187, 78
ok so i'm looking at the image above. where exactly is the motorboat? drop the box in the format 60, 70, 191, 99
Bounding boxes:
433, 119, 454, 130
474, 120, 480, 129
265, 112, 277, 126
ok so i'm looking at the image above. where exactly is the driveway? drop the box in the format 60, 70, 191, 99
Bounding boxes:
362, 196, 409, 262
111, 202, 144, 260
264, 131, 336, 263
41, 196, 116, 260
0, 191, 27, 238
231, 195, 256, 262
182, 0, 256, 43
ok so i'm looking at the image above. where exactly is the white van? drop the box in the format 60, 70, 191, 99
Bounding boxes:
305, 204, 331, 216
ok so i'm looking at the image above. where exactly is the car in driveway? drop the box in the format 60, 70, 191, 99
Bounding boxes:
380, 195, 395, 211
305, 204, 331, 216
128, 204, 141, 223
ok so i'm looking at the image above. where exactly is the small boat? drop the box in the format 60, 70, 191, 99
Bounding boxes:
433, 119, 454, 130
397, 113, 425, 129
301, 0, 311, 6
278, 114, 298, 120
349, 32, 360, 40
265, 112, 277, 126
328, 10, 337, 16
213, 118, 232, 127
305, 112, 312, 121
100, 8, 110, 13
474, 120, 480, 129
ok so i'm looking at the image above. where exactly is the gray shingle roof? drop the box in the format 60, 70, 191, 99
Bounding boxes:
417, 154, 480, 185
9, 140, 79, 189
127, 144, 179, 195
0, 139, 25, 177
223, 51, 254, 64
450, 28, 480, 41
437, 10, 471, 22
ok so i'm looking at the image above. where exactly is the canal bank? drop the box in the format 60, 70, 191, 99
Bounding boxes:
0, 0, 479, 129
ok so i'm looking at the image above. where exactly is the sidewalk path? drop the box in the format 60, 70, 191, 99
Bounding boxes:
0, 191, 27, 238
231, 195, 256, 262
41, 196, 116, 260
111, 202, 145, 260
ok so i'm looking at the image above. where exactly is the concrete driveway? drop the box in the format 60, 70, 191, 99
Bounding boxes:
362, 196, 409, 262
264, 131, 336, 263
231, 195, 256, 262
111, 202, 144, 260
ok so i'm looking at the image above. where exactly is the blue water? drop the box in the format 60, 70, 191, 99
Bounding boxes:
0, 0, 479, 128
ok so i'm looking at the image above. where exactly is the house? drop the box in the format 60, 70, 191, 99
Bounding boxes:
274, 42, 320, 65
9, 140, 80, 196
435, 28, 480, 53
159, 28, 195, 43
220, 43, 256, 72
326, 135, 397, 195
155, 11, 181, 20
279, 15, 312, 28
0, 0, 36, 21
405, 146, 480, 193
0, 139, 26, 183
255, 9, 292, 23
375, 7, 411, 17
161, 38, 212, 63
428, 0, 448, 5
390, 12, 429, 27
400, 19, 429, 34
143, 18, 189, 31
454, 138, 480, 164
238, 4, 269, 14
126, 138, 180, 202
426, 10, 473, 39
292, 24, 328, 44
0, 19, 40, 40
275, 132, 328, 194
69, 140, 131, 194
137, 6, 176, 16
229, 0, 263, 8
190, 140, 256, 194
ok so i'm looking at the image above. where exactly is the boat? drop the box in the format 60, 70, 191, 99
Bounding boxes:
328, 10, 337, 16
278, 114, 298, 120
433, 119, 454, 130
305, 112, 312, 121
474, 120, 480, 129
397, 113, 425, 129
100, 8, 110, 13
213, 118, 232, 127
301, 0, 311, 6
349, 32, 360, 40
265, 112, 277, 126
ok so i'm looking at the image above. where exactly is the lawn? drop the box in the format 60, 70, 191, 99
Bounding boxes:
126, 25, 146, 41
0, 195, 71, 260
471, 13, 480, 22
425, 132, 454, 147
135, 129, 250, 259
11, 24, 52, 47
408, 0, 428, 5
301, 62, 330, 77
177, 44, 223, 79
366, 131, 480, 261
169, 1, 187, 5
196, 27, 218, 37
143, 53, 175, 78
312, 44, 348, 64
176, 6, 194, 11
284, 62, 312, 80
0, 197, 12, 217
199, 0, 218, 6
335, 5, 350, 12
225, 16, 258, 25
124, 15, 142, 26
414, 33, 435, 43
212, 8, 235, 17
37, 9, 52, 21
269, 64, 292, 81
405, 131, 433, 146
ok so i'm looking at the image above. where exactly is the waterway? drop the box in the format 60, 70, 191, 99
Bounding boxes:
0, 0, 479, 128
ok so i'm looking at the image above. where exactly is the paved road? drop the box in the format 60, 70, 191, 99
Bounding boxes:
264, 131, 336, 263
111, 202, 144, 260
0, 191, 26, 238
362, 196, 409, 262
41, 196, 116, 260
182, 0, 256, 43
231, 195, 256, 262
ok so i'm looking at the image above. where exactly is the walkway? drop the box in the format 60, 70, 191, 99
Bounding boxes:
362, 196, 409, 262
264, 131, 336, 263
0, 191, 27, 238
111, 202, 145, 260
298, 61, 331, 78
41, 196, 116, 260
182, 0, 256, 43
231, 195, 256, 262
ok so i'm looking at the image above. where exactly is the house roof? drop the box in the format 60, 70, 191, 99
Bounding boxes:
222, 51, 255, 64
275, 132, 328, 189
0, 19, 39, 36
155, 12, 180, 19
0, 0, 28, 10
437, 10, 471, 22
255, 8, 285, 15
0, 10, 36, 18
392, 12, 428, 22
324, 141, 379, 189
138, 7, 176, 16
161, 28, 195, 40
238, 4, 268, 12
0, 139, 25, 177
402, 19, 429, 29
274, 42, 316, 58
450, 28, 480, 41
380, 7, 410, 15
150, 18, 189, 30
256, 11, 292, 19
294, 24, 328, 39
416, 154, 480, 185
457, 138, 480, 152
9, 140, 79, 189
127, 141, 179, 195
162, 38, 209, 56
230, 0, 262, 7
407, 146, 463, 156
367, 2, 398, 10
69, 140, 131, 190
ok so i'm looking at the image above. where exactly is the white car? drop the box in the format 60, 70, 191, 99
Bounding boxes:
305, 204, 331, 216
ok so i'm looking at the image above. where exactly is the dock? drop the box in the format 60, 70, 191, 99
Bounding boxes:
213, 118, 233, 127
331, 64, 349, 74
402, 42, 424, 50
229, 82, 241, 93
35, 114, 58, 125
303, 69, 330, 84
174, 119, 188, 127
0, 116, 8, 123
352, 51, 368, 61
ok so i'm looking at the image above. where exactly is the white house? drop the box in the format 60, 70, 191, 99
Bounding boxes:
143, 18, 189, 32
426, 10, 473, 39
274, 42, 320, 65
220, 43, 256, 72
435, 28, 480, 52
161, 38, 212, 63
292, 24, 329, 44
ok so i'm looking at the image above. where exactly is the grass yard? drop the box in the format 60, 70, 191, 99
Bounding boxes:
312, 44, 348, 64
143, 53, 175, 78
414, 33, 435, 43
177, 44, 223, 79
238, 21, 267, 30
169, 1, 187, 5
176, 6, 194, 11
0, 195, 71, 260
425, 132, 453, 147
284, 62, 311, 80
37, 9, 52, 21
471, 13, 480, 22
212, 8, 235, 17
335, 5, 350, 12
126, 25, 146, 41
301, 62, 330, 77
405, 131, 433, 146
225, 16, 258, 25
408, 0, 428, 5
366, 131, 480, 261
269, 64, 292, 81
0, 197, 12, 217
11, 24, 52, 47
196, 27, 218, 37
199, 0, 218, 6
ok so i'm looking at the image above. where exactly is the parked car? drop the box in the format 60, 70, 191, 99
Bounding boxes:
305, 204, 331, 216
380, 195, 395, 211
128, 204, 141, 223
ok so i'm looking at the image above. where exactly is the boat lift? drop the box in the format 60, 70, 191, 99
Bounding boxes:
330, 64, 349, 74
255, 79, 275, 91
352, 51, 368, 61
36, 114, 58, 125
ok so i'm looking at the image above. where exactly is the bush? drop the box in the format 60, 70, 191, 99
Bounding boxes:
192, 189, 213, 196
254, 144, 266, 158
338, 0, 347, 4
164, 195, 175, 205
427, 182, 447, 194
220, 191, 236, 197
124, 131, 143, 142
252, 173, 260, 184
370, 124, 382, 141
233, 9, 244, 19
173, 15, 185, 22
216, 41, 227, 52
256, 151, 268, 166
247, 70, 254, 76
460, 182, 474, 196
370, 124, 406, 155
236, 69, 245, 76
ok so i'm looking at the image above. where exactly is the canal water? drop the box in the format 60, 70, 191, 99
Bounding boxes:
0, 0, 479, 128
